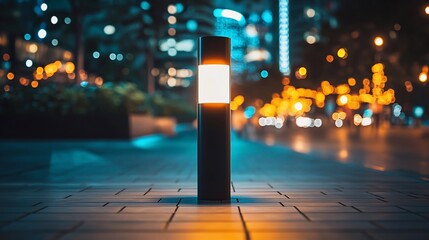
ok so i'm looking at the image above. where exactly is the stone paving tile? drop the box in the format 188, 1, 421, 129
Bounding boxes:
167, 222, 244, 231
121, 206, 177, 213
400, 206, 429, 213
1, 221, 80, 231
246, 221, 377, 231
374, 221, 429, 229
352, 206, 407, 213
0, 231, 57, 240
242, 213, 307, 221
305, 213, 426, 221
239, 206, 297, 213
79, 222, 165, 231
176, 206, 239, 214
280, 202, 345, 207
296, 206, 359, 213
0, 207, 43, 213
0, 213, 25, 221
21, 213, 172, 222
61, 232, 246, 240
172, 213, 242, 222
40, 207, 123, 213
249, 231, 369, 240
367, 231, 429, 240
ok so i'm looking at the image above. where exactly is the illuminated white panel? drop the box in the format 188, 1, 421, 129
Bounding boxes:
279, 0, 290, 75
198, 65, 230, 103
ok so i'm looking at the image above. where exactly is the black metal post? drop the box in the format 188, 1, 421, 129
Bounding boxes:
198, 36, 231, 202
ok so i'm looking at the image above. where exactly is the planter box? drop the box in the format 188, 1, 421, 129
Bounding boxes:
0, 114, 176, 139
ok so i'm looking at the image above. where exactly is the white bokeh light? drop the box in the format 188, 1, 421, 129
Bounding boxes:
51, 16, 58, 24
37, 29, 47, 39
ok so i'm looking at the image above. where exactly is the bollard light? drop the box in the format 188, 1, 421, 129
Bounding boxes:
197, 36, 231, 202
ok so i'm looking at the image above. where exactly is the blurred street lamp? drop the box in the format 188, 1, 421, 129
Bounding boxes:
425, 5, 429, 15
197, 36, 231, 202
373, 37, 384, 62
419, 72, 428, 83
374, 36, 384, 47
337, 48, 348, 59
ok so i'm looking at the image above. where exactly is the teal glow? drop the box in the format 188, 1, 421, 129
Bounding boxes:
249, 13, 259, 23
176, 3, 184, 13
363, 109, 373, 118
244, 106, 256, 119
132, 134, 164, 149
80, 81, 88, 87
213, 9, 245, 26
24, 33, 31, 40
279, 0, 290, 75
260, 70, 269, 78
186, 20, 198, 32
92, 51, 100, 59
140, 1, 150, 10
262, 10, 273, 24
414, 106, 424, 118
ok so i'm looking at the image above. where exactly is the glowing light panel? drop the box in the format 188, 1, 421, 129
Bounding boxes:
198, 64, 230, 103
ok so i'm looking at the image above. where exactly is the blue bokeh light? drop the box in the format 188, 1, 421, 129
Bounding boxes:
80, 81, 88, 87
260, 70, 269, 78
92, 51, 100, 59
414, 106, 424, 118
140, 1, 150, 10
363, 109, 373, 118
186, 20, 198, 32
262, 10, 273, 24
176, 3, 184, 13
244, 106, 256, 119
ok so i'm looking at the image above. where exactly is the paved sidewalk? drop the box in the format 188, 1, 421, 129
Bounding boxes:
1, 130, 429, 240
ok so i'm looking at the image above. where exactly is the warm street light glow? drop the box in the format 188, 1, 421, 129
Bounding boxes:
167, 5, 177, 14
337, 48, 347, 59
298, 67, 307, 76
168, 16, 177, 24
419, 72, 428, 83
374, 36, 384, 46
348, 77, 356, 86
425, 6, 429, 15
306, 8, 316, 18
198, 64, 230, 103
294, 102, 303, 111
306, 35, 316, 44
338, 95, 349, 105
31, 80, 39, 88
27, 44, 38, 53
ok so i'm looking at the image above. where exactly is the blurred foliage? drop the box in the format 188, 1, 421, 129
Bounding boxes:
147, 92, 196, 122
0, 82, 195, 121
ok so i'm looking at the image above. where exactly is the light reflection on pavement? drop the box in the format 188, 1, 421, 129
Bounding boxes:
255, 126, 429, 177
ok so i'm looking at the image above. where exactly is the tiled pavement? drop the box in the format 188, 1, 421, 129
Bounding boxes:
1, 129, 429, 240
